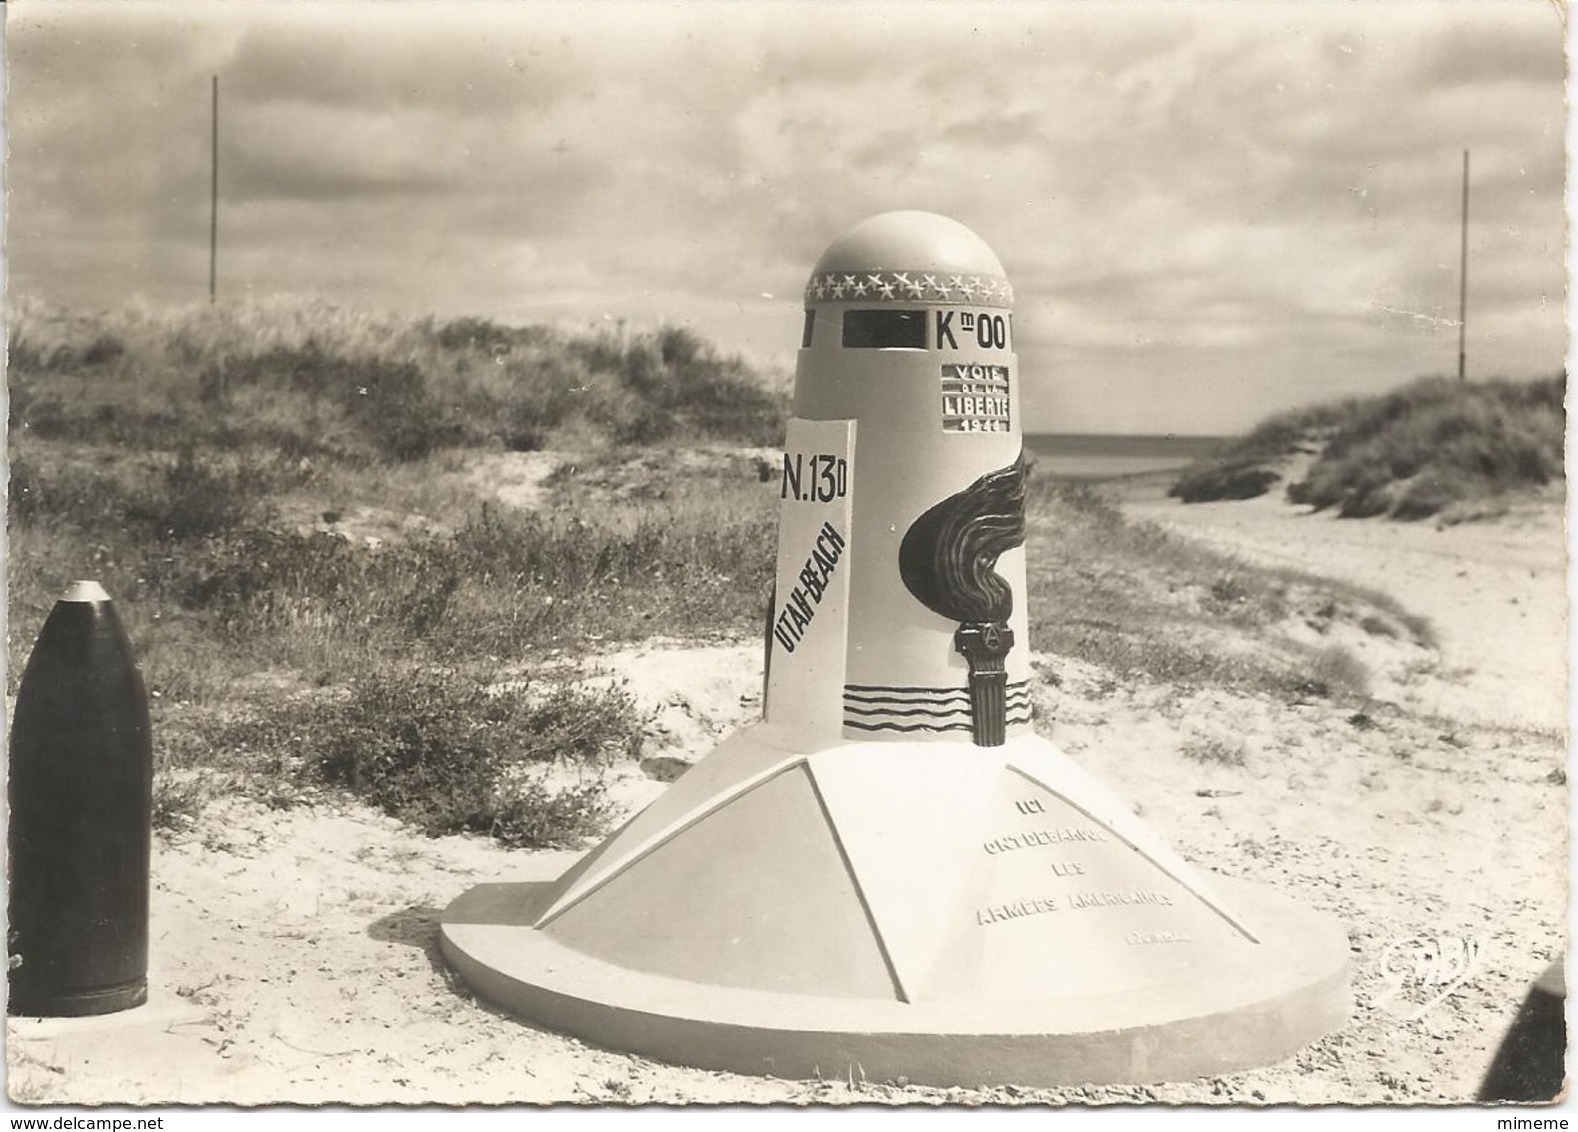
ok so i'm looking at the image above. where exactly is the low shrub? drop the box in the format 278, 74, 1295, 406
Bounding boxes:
1180, 737, 1248, 768
1171, 464, 1281, 503
200, 345, 463, 461
150, 769, 229, 834
1289, 644, 1371, 699
6, 458, 127, 531
566, 324, 787, 447
151, 666, 644, 845
8, 326, 125, 374
11, 450, 276, 545
127, 449, 273, 540
130, 490, 776, 663
433, 316, 527, 355
299, 668, 643, 846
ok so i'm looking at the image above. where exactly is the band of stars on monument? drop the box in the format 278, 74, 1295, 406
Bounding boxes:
804, 271, 1015, 309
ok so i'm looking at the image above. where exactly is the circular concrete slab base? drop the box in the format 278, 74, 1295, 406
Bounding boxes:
441, 874, 1350, 1088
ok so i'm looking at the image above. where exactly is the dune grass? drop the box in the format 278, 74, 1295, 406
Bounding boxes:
9, 298, 1439, 844
1170, 374, 1565, 519
8, 299, 785, 845
8, 436, 781, 843
1290, 376, 1565, 518
9, 297, 787, 465
1025, 478, 1431, 700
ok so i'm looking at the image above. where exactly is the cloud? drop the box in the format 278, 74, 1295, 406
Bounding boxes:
1412, 6, 1566, 89
5, 0, 1565, 433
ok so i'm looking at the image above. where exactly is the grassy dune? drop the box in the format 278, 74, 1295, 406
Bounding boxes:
1170, 374, 1565, 519
9, 296, 788, 460
9, 299, 785, 843
1025, 478, 1433, 701
8, 300, 1435, 844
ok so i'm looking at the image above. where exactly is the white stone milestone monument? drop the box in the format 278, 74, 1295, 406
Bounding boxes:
440, 212, 1351, 1087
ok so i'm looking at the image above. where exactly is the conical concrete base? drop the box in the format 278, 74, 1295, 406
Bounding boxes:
440, 726, 1350, 1087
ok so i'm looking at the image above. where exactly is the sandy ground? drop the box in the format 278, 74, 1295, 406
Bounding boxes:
6, 482, 1569, 1108
1120, 482, 1568, 735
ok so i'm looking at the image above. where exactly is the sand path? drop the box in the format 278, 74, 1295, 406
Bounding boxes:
1120, 489, 1568, 735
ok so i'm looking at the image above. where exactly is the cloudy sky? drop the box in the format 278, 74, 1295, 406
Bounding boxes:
6, 0, 1567, 434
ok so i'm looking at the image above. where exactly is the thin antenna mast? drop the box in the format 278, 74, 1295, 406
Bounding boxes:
210, 75, 219, 304
1457, 149, 1468, 382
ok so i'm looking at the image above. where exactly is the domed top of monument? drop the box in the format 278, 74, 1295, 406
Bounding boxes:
805, 211, 1013, 309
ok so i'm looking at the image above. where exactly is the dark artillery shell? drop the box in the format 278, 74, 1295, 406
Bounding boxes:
8, 582, 152, 1016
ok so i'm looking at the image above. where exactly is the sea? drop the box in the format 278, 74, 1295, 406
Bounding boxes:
1024, 433, 1229, 482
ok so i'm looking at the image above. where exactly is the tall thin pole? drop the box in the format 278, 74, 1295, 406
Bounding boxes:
1457, 148, 1468, 382
209, 75, 219, 304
